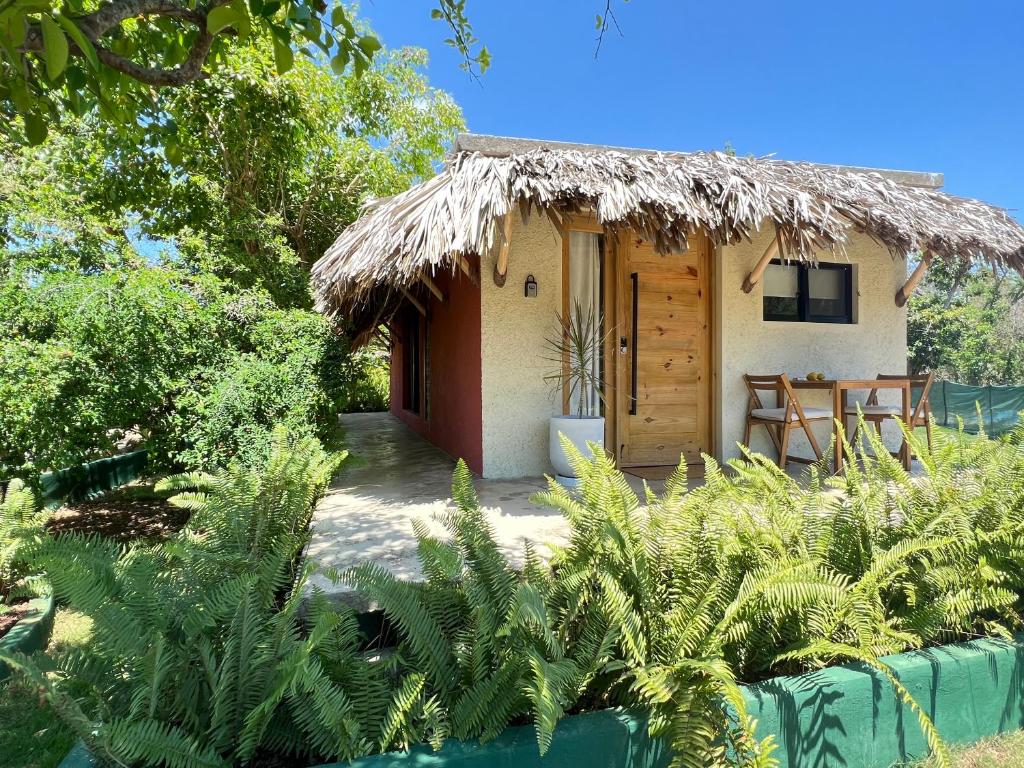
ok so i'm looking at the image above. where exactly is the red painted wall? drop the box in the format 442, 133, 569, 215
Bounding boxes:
390, 261, 483, 475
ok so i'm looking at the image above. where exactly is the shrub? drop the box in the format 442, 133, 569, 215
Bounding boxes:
336, 338, 390, 413
0, 268, 231, 472
0, 266, 359, 474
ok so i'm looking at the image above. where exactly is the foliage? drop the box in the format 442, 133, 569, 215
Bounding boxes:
0, 0, 484, 146
13, 416, 1024, 766
0, 478, 48, 602
0, 266, 347, 474
544, 298, 607, 418
909, 260, 1024, 385
104, 42, 462, 307
346, 420, 1024, 767
2, 34, 463, 307
0, 428, 361, 768
336, 338, 390, 413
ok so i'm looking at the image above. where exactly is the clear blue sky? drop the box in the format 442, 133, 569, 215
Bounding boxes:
364, 0, 1023, 219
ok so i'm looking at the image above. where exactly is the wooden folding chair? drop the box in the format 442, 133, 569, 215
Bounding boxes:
743, 374, 833, 469
844, 372, 935, 454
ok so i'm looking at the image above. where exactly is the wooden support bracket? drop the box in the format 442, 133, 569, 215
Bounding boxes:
544, 206, 564, 235
493, 213, 513, 287
742, 232, 781, 293
400, 286, 426, 316
420, 273, 445, 303
895, 252, 930, 307
457, 255, 479, 286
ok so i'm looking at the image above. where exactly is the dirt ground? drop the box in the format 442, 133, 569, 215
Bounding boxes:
47, 484, 190, 543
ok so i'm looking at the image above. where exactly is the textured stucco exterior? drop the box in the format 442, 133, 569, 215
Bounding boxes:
715, 227, 909, 462
476, 216, 909, 478
479, 214, 563, 478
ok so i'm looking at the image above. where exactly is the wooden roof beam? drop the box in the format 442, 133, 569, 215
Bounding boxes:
742, 232, 781, 293
401, 286, 426, 316
420, 272, 445, 303
896, 252, 930, 307
493, 213, 513, 287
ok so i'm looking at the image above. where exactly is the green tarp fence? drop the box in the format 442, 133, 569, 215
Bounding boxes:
38, 450, 148, 507
932, 380, 1024, 435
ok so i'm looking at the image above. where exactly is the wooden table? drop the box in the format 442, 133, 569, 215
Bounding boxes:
790, 378, 913, 473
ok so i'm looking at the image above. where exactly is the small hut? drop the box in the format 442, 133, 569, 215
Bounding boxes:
313, 133, 1024, 478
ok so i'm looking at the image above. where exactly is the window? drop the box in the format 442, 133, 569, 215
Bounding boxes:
566, 232, 605, 416
763, 260, 854, 324
402, 311, 423, 414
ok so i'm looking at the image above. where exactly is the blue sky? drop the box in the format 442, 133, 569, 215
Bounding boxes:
364, 1, 1023, 219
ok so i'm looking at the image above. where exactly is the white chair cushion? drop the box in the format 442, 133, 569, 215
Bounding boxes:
751, 406, 832, 422
843, 404, 901, 416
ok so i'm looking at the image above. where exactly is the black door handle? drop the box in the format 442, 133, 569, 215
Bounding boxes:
630, 272, 638, 416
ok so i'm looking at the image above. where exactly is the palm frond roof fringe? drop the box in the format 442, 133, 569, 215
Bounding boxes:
312, 134, 1024, 321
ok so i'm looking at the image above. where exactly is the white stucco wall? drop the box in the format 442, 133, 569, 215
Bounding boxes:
715, 227, 909, 463
479, 214, 563, 478
478, 217, 910, 478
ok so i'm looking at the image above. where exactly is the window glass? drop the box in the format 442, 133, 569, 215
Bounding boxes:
762, 260, 853, 324
402, 311, 421, 414
807, 266, 849, 321
763, 263, 799, 321
568, 232, 604, 416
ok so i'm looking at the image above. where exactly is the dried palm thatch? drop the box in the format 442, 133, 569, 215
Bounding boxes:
312, 144, 1024, 329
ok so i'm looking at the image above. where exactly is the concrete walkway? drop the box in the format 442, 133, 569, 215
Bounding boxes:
306, 412, 921, 603
306, 412, 576, 599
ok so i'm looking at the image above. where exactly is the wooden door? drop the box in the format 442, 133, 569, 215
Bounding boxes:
616, 232, 711, 467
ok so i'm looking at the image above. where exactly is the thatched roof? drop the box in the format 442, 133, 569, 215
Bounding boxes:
312, 133, 1024, 327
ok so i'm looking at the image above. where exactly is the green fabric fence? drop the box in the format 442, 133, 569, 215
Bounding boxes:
38, 450, 148, 507
932, 380, 1024, 436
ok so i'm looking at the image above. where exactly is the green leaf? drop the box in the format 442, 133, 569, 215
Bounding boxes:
356, 34, 381, 58
23, 111, 47, 144
40, 15, 69, 80
55, 14, 98, 70
7, 10, 28, 48
271, 33, 293, 74
207, 5, 241, 35
165, 142, 182, 165
329, 47, 348, 75
330, 5, 347, 26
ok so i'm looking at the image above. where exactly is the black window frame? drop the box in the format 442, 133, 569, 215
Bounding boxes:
762, 259, 854, 324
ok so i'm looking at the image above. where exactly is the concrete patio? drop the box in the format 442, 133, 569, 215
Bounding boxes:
306, 412, 670, 600
307, 411, 922, 603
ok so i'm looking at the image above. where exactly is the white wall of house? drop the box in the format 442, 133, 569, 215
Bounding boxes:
479, 214, 564, 478
715, 227, 909, 463
478, 216, 909, 478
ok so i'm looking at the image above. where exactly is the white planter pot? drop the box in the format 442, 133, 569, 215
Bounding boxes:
549, 415, 605, 479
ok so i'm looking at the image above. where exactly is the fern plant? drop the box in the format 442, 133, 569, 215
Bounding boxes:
342, 460, 592, 755
7, 416, 1024, 768
0, 478, 49, 603
0, 427, 411, 768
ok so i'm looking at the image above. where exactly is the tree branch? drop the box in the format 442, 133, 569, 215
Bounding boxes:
20, 0, 229, 87
93, 29, 215, 86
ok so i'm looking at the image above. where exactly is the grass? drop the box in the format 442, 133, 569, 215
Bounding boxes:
0, 608, 92, 768
915, 731, 1024, 767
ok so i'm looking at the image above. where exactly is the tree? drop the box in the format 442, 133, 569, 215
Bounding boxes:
0, 0, 485, 144
3, 34, 463, 306
908, 263, 1024, 385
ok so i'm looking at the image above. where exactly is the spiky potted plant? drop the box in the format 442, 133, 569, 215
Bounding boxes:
544, 299, 607, 483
